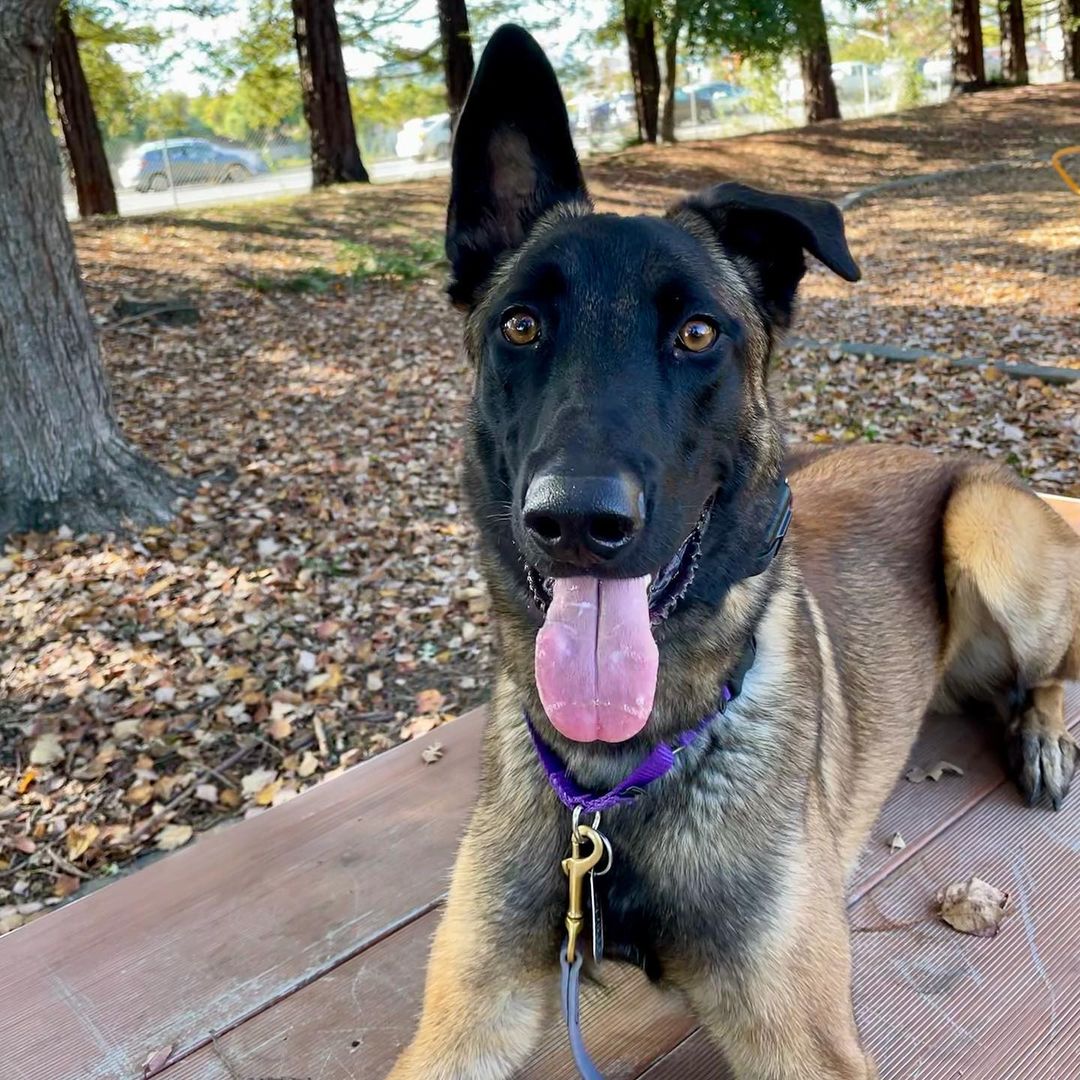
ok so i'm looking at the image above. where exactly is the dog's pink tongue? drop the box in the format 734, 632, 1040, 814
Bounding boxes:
535, 575, 658, 742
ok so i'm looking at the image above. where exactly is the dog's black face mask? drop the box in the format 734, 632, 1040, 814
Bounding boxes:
449, 26, 859, 744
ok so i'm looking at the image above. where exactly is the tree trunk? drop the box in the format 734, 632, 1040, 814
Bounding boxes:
291, 0, 368, 186
1064, 0, 1080, 81
437, 0, 473, 129
0, 0, 187, 538
661, 25, 679, 143
950, 0, 986, 91
998, 0, 1028, 83
798, 0, 840, 124
624, 0, 660, 143
50, 4, 116, 217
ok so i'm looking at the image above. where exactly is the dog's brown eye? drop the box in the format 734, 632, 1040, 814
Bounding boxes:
502, 310, 540, 345
677, 317, 719, 353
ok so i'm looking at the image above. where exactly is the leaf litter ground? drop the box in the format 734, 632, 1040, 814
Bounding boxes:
1, 86, 1078, 927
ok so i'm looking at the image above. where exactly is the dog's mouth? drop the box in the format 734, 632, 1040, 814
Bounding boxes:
525, 500, 714, 744
525, 498, 714, 623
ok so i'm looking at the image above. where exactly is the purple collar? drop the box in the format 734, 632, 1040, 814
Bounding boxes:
526, 686, 730, 814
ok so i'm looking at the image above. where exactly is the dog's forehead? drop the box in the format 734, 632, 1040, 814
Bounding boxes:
517, 212, 713, 290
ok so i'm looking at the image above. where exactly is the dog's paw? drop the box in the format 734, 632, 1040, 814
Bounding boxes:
1007, 717, 1078, 810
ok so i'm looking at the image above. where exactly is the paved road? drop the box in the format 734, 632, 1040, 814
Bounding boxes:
63, 158, 451, 221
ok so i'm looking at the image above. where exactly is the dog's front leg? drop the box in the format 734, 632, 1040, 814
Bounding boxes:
681, 871, 876, 1080
388, 827, 560, 1080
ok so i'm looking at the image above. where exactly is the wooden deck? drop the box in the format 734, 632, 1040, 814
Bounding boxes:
5, 496, 1080, 1080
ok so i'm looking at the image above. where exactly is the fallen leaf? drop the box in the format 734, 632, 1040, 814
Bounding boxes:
268, 715, 293, 740
415, 688, 445, 715
66, 823, 100, 860
255, 779, 283, 806
240, 767, 277, 797
400, 714, 440, 741
9, 836, 36, 855
194, 783, 218, 804
125, 781, 155, 806
905, 760, 964, 783
155, 824, 193, 852
297, 751, 319, 778
421, 742, 444, 764
30, 733, 63, 766
53, 874, 81, 899
936, 876, 1011, 937
16, 768, 37, 794
141, 1043, 173, 1077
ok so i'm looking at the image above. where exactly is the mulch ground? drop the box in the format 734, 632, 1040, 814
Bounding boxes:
2, 85, 1078, 929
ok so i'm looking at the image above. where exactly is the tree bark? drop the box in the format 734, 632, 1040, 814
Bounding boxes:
50, 4, 116, 217
437, 0, 473, 129
291, 0, 368, 186
950, 0, 986, 91
798, 0, 840, 123
661, 24, 679, 143
624, 0, 660, 143
1063, 0, 1080, 81
997, 0, 1028, 84
0, 0, 187, 538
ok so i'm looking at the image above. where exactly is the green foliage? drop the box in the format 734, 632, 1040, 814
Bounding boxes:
897, 56, 925, 107
245, 237, 445, 293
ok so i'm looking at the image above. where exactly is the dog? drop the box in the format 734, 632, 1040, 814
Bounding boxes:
388, 25, 1080, 1080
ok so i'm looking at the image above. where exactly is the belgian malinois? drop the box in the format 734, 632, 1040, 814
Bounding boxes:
389, 26, 1080, 1080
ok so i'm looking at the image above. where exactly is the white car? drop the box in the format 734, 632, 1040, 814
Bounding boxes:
395, 114, 452, 161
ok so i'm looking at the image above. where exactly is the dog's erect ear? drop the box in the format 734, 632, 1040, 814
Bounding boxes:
676, 182, 860, 329
446, 24, 588, 307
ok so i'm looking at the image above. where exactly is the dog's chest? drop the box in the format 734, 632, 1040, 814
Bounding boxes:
595, 805, 786, 977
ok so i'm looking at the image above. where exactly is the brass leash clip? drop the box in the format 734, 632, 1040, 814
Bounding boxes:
562, 817, 605, 964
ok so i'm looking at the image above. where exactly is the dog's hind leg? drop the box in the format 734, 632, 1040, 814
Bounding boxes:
942, 475, 1080, 808
386, 829, 558, 1080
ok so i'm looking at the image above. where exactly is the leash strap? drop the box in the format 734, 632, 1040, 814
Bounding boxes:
561, 940, 605, 1080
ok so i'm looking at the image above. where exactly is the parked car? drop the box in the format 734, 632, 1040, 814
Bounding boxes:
395, 114, 452, 161
119, 139, 267, 192
674, 81, 749, 124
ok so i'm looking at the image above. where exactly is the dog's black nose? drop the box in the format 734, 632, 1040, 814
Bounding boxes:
523, 472, 645, 565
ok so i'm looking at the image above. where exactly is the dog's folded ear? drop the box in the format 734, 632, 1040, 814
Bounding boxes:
446, 24, 589, 307
675, 182, 860, 329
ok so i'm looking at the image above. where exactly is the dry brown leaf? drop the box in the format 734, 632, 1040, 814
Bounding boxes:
297, 751, 319, 778
400, 714, 440, 741
141, 1043, 174, 1077
254, 779, 283, 806
935, 876, 1011, 937
240, 767, 277, 798
10, 836, 36, 855
53, 874, 81, 899
155, 824, 193, 852
421, 742, 444, 764
905, 760, 964, 784
16, 767, 37, 794
125, 781, 155, 806
268, 715, 293, 740
415, 688, 445, 715
66, 823, 100, 860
